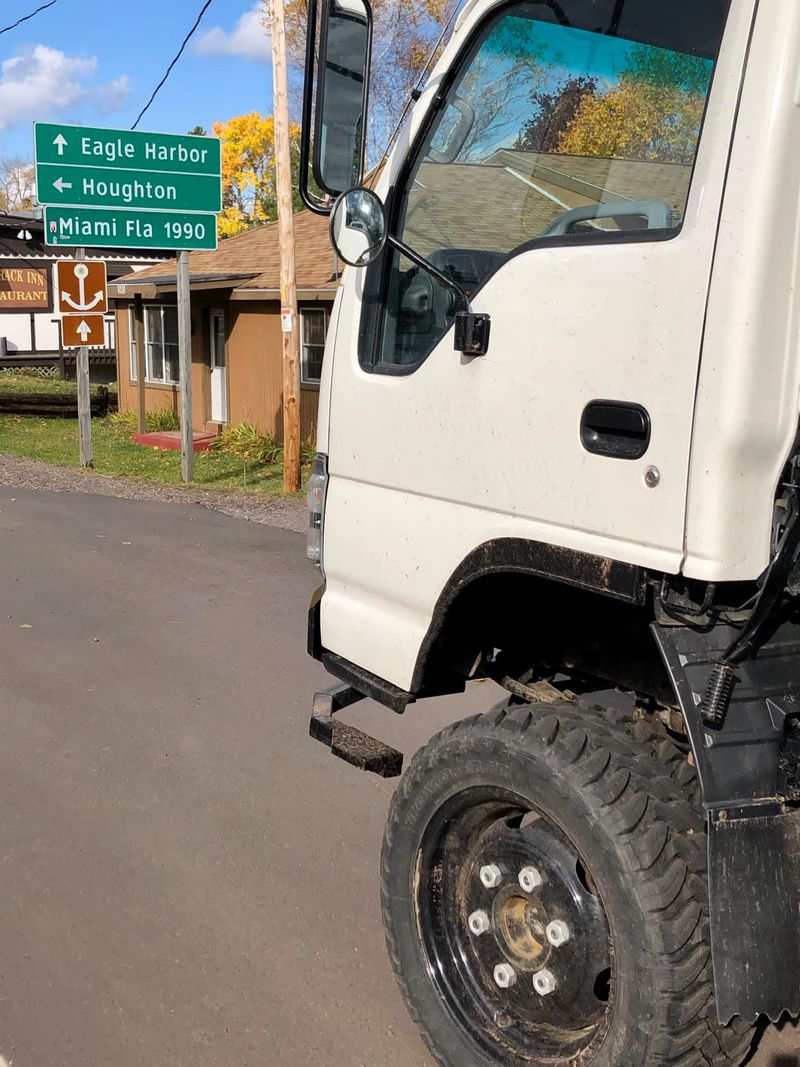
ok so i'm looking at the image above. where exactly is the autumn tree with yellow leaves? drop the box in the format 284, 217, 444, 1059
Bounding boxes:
556, 47, 712, 165
213, 112, 302, 238
210, 2, 460, 240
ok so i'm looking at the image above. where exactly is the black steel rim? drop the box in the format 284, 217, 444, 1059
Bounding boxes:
415, 786, 614, 1064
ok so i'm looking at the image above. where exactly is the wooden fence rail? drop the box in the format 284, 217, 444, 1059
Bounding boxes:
0, 387, 117, 418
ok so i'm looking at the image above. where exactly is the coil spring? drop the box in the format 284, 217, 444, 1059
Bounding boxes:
702, 662, 737, 726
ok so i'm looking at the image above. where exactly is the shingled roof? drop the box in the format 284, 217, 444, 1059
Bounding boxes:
112, 210, 340, 298
405, 150, 693, 257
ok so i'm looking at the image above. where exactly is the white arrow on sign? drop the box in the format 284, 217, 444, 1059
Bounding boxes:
53, 176, 72, 194
77, 320, 92, 343
53, 134, 68, 156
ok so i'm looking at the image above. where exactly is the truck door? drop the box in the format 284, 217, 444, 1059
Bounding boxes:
323, 0, 755, 687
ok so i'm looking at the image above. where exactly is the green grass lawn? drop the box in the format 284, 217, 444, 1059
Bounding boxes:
0, 373, 110, 397
0, 415, 293, 496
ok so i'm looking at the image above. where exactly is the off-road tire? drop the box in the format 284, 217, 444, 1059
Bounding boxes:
381, 701, 755, 1066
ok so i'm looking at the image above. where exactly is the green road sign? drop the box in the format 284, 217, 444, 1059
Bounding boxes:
37, 162, 222, 213
35, 123, 221, 177
44, 206, 218, 252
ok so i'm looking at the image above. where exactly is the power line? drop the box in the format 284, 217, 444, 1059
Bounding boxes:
0, 0, 60, 37
131, 0, 215, 130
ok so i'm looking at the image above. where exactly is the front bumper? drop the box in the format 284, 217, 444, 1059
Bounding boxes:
308, 583, 415, 713
308, 585, 407, 777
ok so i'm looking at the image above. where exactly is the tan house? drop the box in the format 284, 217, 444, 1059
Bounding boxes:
111, 212, 339, 441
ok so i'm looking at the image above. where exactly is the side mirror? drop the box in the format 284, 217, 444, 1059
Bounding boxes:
426, 97, 475, 165
330, 187, 387, 267
300, 0, 373, 210
329, 186, 491, 357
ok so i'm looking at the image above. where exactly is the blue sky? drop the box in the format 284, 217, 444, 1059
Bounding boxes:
0, 1, 273, 158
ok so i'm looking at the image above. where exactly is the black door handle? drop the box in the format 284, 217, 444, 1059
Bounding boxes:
580, 401, 651, 460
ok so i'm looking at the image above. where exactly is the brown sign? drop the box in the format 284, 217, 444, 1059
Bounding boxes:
62, 314, 106, 349
56, 260, 108, 315
0, 266, 49, 310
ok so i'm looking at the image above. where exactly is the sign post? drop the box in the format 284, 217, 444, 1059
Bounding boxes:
177, 252, 193, 483
74, 249, 93, 468
35, 122, 223, 482
54, 256, 110, 467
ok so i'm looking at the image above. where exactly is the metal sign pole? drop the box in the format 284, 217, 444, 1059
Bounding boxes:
75, 247, 93, 468
177, 250, 194, 483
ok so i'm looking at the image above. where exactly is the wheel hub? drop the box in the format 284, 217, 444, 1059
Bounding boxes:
418, 790, 614, 1063
492, 887, 551, 970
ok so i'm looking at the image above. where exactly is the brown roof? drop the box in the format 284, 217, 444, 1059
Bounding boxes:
405, 150, 692, 258
114, 210, 339, 296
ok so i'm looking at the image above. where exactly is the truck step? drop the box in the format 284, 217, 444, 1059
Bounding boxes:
310, 683, 404, 778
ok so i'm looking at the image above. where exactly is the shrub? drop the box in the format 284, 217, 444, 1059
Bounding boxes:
214, 422, 283, 465
147, 409, 180, 432
108, 409, 180, 432
108, 411, 137, 430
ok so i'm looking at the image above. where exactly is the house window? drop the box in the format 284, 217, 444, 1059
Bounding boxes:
300, 308, 326, 386
128, 305, 180, 385
129, 307, 138, 381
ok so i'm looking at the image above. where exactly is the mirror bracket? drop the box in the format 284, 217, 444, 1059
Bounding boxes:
329, 187, 492, 357
454, 311, 491, 358
387, 234, 490, 356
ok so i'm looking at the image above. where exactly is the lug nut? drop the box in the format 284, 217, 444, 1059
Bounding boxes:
546, 920, 571, 947
480, 864, 503, 889
468, 910, 491, 936
518, 866, 543, 893
494, 963, 517, 989
533, 968, 557, 997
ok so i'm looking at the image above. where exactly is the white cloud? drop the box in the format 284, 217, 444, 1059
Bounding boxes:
196, 5, 270, 63
0, 45, 132, 130
96, 74, 133, 115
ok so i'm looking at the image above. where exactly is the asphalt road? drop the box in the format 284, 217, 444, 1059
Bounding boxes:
0, 486, 795, 1067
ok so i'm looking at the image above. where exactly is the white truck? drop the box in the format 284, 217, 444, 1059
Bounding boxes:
300, 1, 800, 1063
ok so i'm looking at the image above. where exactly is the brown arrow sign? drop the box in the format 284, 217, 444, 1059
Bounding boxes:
56, 260, 108, 315
62, 314, 106, 349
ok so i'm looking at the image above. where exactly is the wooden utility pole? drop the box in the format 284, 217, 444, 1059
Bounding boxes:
75, 248, 93, 468
177, 250, 194, 483
269, 0, 302, 493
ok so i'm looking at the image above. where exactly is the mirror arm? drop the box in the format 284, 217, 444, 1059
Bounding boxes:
386, 234, 470, 313
385, 234, 491, 357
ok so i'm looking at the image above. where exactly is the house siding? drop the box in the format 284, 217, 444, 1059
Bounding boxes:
114, 295, 324, 442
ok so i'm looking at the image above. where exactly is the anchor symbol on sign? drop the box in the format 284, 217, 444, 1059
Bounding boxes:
62, 263, 104, 312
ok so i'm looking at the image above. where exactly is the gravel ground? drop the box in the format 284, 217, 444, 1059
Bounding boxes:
0, 452, 308, 533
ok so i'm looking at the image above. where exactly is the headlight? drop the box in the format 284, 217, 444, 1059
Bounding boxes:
307, 453, 329, 571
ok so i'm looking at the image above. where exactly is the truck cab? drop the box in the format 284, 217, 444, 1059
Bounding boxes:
301, 2, 800, 1063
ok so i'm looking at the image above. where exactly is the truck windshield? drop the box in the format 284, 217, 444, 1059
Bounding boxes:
363, 0, 731, 371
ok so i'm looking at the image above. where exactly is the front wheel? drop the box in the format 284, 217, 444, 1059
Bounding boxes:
381, 702, 754, 1066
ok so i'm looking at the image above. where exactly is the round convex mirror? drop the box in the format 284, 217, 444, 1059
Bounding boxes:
330, 187, 387, 267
